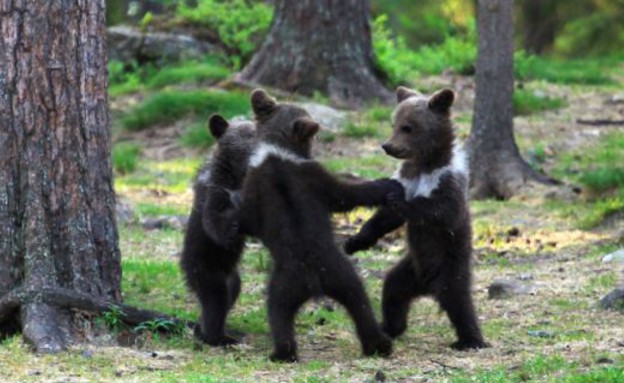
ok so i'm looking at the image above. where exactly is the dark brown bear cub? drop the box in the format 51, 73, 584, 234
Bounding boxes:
225, 89, 404, 362
180, 115, 255, 346
345, 87, 488, 350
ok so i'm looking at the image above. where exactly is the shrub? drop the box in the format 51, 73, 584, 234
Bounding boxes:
513, 89, 566, 116
112, 142, 141, 174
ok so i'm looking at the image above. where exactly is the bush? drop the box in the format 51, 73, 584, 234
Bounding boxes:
121, 90, 249, 131
176, 0, 273, 67
515, 52, 613, 85
112, 142, 141, 174
372, 14, 476, 84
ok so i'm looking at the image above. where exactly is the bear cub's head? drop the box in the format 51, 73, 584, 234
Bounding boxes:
382, 86, 456, 166
250, 89, 320, 158
207, 114, 256, 180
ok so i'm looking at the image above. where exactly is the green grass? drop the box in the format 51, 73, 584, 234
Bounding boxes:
513, 88, 567, 116
146, 62, 231, 89
179, 121, 216, 149
121, 90, 249, 131
515, 53, 615, 85
112, 142, 142, 174
342, 123, 381, 139
323, 155, 394, 179
134, 202, 188, 218
115, 158, 202, 195
109, 58, 232, 97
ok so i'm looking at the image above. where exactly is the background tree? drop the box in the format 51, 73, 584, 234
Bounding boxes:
0, 0, 184, 353
236, 0, 390, 108
467, 0, 556, 199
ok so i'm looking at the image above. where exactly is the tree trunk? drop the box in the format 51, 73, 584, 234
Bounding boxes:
236, 0, 391, 108
521, 0, 558, 55
0, 0, 122, 353
467, 0, 555, 200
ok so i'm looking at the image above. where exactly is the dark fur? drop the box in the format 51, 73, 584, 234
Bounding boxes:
180, 115, 256, 346
229, 90, 404, 362
345, 87, 488, 350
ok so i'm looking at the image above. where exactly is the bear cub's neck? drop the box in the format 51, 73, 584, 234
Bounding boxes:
399, 138, 455, 179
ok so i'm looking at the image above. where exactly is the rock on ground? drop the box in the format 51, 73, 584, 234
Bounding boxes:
600, 287, 624, 311
488, 279, 538, 299
108, 26, 221, 65
295, 102, 348, 132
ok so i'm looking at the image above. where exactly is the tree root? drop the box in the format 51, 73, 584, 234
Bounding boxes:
0, 287, 194, 352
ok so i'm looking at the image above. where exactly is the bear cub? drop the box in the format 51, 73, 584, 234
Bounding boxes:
180, 115, 256, 346
345, 87, 489, 350
223, 89, 404, 362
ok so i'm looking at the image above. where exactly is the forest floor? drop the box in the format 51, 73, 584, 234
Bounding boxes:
1, 72, 624, 382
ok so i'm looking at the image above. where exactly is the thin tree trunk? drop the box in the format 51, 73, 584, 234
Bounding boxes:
521, 0, 558, 55
0, 0, 121, 352
236, 0, 391, 108
467, 0, 556, 200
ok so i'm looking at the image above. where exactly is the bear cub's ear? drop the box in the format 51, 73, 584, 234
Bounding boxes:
251, 89, 278, 118
396, 86, 423, 103
428, 88, 455, 114
293, 118, 320, 142
208, 114, 229, 139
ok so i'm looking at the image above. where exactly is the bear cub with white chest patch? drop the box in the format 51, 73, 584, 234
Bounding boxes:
225, 89, 404, 362
345, 86, 489, 350
180, 115, 255, 346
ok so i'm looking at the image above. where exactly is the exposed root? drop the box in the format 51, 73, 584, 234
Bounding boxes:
0, 287, 194, 352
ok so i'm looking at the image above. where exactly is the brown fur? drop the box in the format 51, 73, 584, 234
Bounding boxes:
345, 87, 489, 350
225, 90, 404, 362
180, 115, 256, 346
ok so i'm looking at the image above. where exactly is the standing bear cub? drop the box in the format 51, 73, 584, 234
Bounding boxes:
180, 115, 256, 346
345, 87, 489, 350
223, 89, 404, 362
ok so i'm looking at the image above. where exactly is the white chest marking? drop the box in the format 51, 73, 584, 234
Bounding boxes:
392, 145, 468, 199
249, 142, 308, 168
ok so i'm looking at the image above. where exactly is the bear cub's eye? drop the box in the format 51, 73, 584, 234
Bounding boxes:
400, 125, 412, 134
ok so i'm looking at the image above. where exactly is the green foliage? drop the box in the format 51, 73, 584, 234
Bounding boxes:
98, 305, 126, 331
562, 131, 624, 192
112, 142, 141, 174
179, 121, 216, 149
342, 123, 380, 139
373, 14, 476, 84
515, 53, 614, 85
135, 202, 188, 218
133, 318, 186, 335
109, 58, 232, 96
513, 88, 566, 116
121, 90, 248, 131
146, 61, 231, 89
176, 0, 273, 66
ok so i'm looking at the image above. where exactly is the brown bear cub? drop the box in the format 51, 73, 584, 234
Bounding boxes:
223, 89, 404, 362
180, 115, 256, 346
345, 87, 489, 350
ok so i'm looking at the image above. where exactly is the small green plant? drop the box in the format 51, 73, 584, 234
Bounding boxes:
121, 90, 249, 131
112, 142, 141, 174
513, 88, 566, 116
98, 305, 126, 331
133, 318, 186, 336
146, 61, 231, 89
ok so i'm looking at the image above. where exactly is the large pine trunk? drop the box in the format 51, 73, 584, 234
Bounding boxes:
237, 0, 391, 108
467, 0, 555, 200
0, 0, 121, 352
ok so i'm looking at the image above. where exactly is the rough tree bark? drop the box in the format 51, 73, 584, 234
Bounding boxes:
236, 0, 391, 108
467, 0, 556, 200
0, 0, 188, 353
